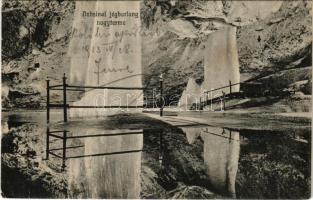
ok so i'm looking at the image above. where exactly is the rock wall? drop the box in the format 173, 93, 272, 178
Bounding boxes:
141, 0, 312, 104
2, 0, 312, 108
2, 0, 74, 108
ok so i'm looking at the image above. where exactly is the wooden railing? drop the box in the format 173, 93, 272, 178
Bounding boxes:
199, 80, 243, 110
45, 127, 144, 170
46, 73, 164, 123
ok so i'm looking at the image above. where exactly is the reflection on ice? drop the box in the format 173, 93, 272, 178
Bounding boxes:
202, 127, 240, 198
2, 111, 310, 198
181, 126, 240, 198
181, 127, 201, 144
68, 129, 143, 198
43, 118, 309, 199
1, 121, 9, 134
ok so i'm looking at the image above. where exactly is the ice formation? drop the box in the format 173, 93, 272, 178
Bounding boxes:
203, 26, 240, 98
68, 1, 142, 117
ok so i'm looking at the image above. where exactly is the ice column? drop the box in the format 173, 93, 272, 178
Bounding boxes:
204, 26, 240, 97
178, 78, 202, 110
68, 1, 96, 85
68, 1, 142, 117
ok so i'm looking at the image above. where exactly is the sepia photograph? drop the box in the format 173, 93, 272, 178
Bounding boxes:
1, 0, 312, 199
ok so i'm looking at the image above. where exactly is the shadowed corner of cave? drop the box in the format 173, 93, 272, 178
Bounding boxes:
32, 13, 57, 49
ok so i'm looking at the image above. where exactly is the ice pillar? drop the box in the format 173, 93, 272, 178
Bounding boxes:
68, 1, 142, 117
68, 1, 96, 85
178, 78, 202, 110
204, 26, 240, 97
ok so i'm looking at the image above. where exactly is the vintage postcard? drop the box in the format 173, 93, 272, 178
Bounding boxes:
1, 0, 312, 199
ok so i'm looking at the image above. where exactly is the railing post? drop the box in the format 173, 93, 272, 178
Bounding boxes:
46, 80, 50, 124
63, 73, 67, 122
62, 130, 67, 170
159, 131, 163, 165
153, 88, 157, 109
210, 89, 213, 111
222, 91, 226, 111
159, 74, 163, 117
46, 127, 50, 160
229, 80, 232, 94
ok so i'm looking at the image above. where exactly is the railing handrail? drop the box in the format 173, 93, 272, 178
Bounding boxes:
204, 81, 242, 94
48, 84, 145, 91
203, 74, 267, 94
46, 73, 164, 123
48, 84, 63, 89
67, 85, 145, 90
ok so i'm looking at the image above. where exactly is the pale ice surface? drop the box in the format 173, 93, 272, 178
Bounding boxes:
67, 1, 96, 86
178, 78, 203, 110
68, 1, 142, 117
179, 26, 240, 109
204, 26, 240, 97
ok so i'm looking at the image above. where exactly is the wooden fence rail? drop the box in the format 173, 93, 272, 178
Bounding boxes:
203, 80, 242, 94
46, 73, 164, 123
202, 80, 245, 110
